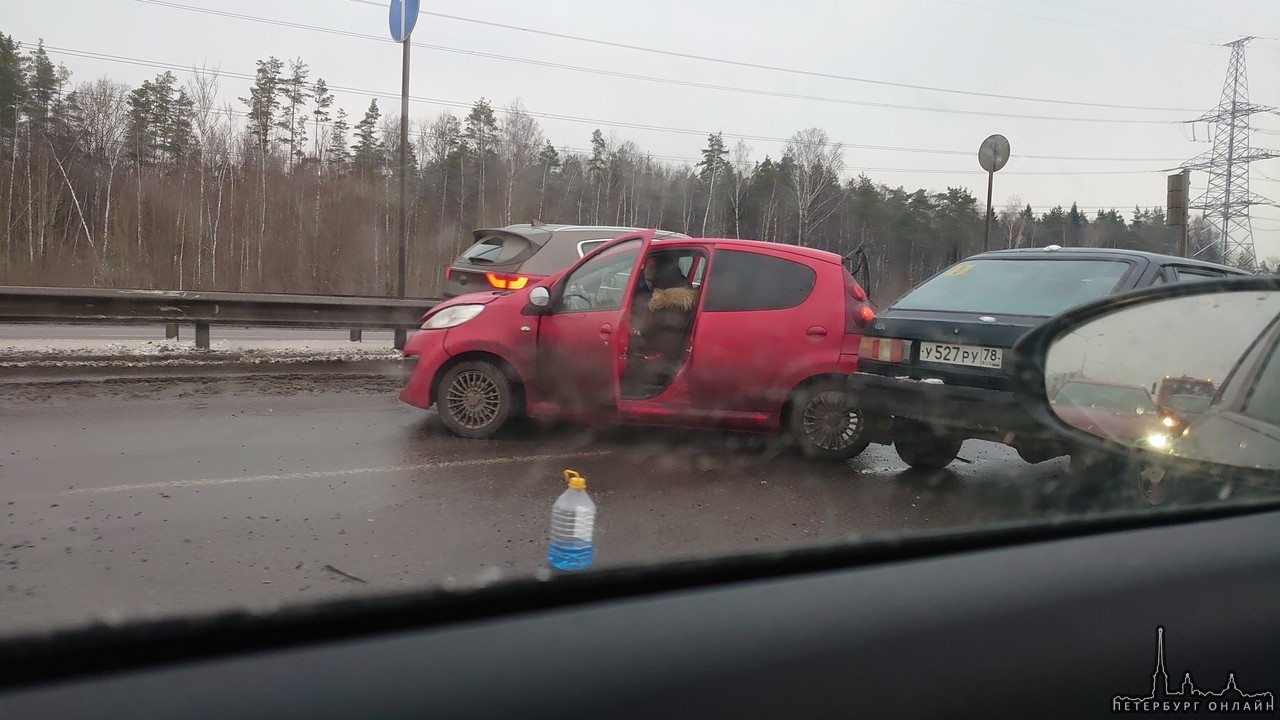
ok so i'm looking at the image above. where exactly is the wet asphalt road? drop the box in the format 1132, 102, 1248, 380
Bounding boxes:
0, 372, 1149, 636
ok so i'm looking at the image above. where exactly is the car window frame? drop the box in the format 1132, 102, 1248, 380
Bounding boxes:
1229, 317, 1280, 426
1170, 265, 1229, 283
701, 248, 818, 313
459, 232, 536, 266
576, 239, 612, 258
551, 238, 646, 315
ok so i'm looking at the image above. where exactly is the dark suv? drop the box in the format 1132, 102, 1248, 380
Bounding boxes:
847, 246, 1247, 469
443, 224, 689, 298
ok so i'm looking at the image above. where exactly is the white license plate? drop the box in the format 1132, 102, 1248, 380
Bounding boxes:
919, 342, 1003, 369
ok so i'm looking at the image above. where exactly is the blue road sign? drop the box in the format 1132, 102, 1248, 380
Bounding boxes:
389, 0, 420, 42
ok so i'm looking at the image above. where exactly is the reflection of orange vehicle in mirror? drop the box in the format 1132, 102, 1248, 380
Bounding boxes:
1151, 376, 1217, 429
1050, 380, 1164, 442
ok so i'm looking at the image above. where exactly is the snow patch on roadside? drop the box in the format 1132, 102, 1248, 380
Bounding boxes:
1, 338, 404, 368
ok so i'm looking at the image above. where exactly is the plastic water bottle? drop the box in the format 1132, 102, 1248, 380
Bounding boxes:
547, 469, 596, 571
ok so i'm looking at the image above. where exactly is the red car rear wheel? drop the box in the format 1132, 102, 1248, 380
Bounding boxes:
790, 383, 870, 461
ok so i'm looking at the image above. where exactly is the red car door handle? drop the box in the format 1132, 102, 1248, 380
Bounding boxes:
599, 323, 613, 337
806, 325, 828, 337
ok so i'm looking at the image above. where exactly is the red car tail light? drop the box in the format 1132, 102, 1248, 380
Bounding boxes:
485, 273, 530, 290
445, 267, 452, 281
858, 336, 911, 363
844, 271, 873, 332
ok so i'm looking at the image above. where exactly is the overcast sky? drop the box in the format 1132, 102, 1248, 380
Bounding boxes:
1048, 291, 1280, 389
8, 0, 1280, 257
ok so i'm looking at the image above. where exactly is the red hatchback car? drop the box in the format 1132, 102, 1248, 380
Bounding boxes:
400, 231, 878, 459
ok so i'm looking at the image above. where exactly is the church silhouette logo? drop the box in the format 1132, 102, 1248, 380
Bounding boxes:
1113, 627, 1274, 713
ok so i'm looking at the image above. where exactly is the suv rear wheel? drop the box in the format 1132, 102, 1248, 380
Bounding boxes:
789, 383, 870, 461
893, 420, 963, 470
437, 361, 515, 439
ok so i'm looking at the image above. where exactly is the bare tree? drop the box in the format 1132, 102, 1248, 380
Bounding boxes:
497, 99, 542, 225
998, 196, 1028, 250
784, 127, 843, 246
70, 77, 130, 160
727, 140, 753, 238
68, 76, 129, 263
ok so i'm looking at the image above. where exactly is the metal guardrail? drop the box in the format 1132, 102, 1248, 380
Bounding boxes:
0, 286, 440, 349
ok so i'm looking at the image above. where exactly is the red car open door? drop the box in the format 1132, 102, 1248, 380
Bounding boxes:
534, 232, 653, 418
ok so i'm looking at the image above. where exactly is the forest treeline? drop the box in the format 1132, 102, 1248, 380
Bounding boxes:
0, 35, 1250, 303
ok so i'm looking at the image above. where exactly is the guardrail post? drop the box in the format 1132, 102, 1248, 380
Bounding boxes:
195, 323, 211, 350
165, 323, 179, 340
350, 329, 362, 342
394, 328, 407, 351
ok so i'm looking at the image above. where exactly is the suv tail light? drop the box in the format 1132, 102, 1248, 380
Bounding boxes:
844, 271, 874, 332
859, 337, 912, 363
445, 267, 452, 281
485, 273, 530, 290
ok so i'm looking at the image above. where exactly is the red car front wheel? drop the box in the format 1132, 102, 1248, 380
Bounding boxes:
437, 361, 515, 439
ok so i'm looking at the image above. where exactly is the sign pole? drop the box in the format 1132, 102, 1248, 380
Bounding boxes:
976, 134, 1009, 255
391, 37, 407, 348
390, 0, 418, 351
983, 170, 994, 253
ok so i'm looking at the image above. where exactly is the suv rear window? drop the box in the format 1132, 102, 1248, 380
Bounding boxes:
460, 234, 534, 265
893, 258, 1131, 317
516, 237, 616, 276
703, 250, 816, 312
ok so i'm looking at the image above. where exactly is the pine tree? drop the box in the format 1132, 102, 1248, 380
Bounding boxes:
697, 131, 729, 235
276, 57, 310, 168
0, 33, 25, 140
24, 40, 71, 139
125, 72, 195, 166
1066, 202, 1088, 247
326, 106, 350, 167
125, 78, 163, 165
463, 98, 498, 221
586, 128, 608, 223
311, 78, 333, 160
537, 140, 561, 219
697, 131, 728, 181
240, 56, 283, 159
351, 99, 382, 176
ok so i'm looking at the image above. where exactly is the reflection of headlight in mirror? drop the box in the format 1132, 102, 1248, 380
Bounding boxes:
422, 304, 485, 329
1161, 416, 1177, 428
1144, 433, 1171, 450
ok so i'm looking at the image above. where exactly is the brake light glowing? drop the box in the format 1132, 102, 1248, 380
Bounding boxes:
859, 305, 875, 325
858, 336, 911, 363
849, 283, 866, 302
485, 273, 529, 290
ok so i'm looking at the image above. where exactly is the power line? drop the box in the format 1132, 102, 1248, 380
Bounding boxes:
1036, 0, 1255, 39
129, 1, 1183, 126
43, 45, 1175, 172
335, 0, 1201, 113
941, 0, 1217, 45
129, 0, 1177, 126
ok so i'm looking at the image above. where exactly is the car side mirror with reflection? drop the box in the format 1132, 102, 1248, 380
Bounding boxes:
529, 286, 550, 308
1013, 276, 1280, 479
524, 285, 552, 316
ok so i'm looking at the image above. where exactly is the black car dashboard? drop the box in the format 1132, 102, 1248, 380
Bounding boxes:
2, 504, 1277, 719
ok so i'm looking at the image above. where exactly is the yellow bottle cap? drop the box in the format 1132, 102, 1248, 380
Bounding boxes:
564, 469, 586, 490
